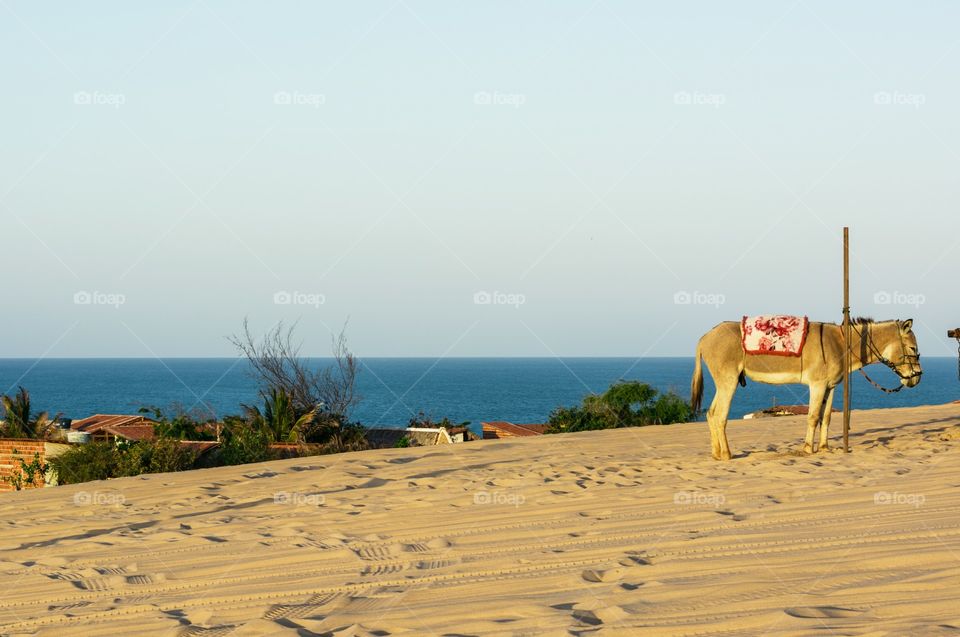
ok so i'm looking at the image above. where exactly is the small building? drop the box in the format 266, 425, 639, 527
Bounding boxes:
481, 421, 548, 440
70, 414, 158, 443
445, 426, 480, 443
365, 427, 454, 449
743, 405, 840, 419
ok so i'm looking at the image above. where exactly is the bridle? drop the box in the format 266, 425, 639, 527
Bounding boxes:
851, 321, 922, 393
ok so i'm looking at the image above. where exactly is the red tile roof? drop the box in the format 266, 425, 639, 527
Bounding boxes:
481, 421, 548, 439
71, 414, 157, 441
99, 423, 156, 441
72, 414, 154, 432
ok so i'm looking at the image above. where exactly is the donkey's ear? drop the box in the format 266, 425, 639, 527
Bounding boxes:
900, 318, 914, 332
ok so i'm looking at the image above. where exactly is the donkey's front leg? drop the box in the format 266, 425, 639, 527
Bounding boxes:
803, 383, 827, 454
817, 386, 836, 452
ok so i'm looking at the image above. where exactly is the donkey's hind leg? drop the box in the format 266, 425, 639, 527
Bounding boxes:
817, 386, 836, 452
708, 378, 737, 460
706, 414, 722, 460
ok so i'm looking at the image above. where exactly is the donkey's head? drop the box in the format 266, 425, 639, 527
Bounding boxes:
882, 319, 922, 388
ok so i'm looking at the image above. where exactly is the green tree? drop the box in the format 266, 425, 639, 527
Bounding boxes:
546, 381, 692, 434
1, 387, 57, 439
141, 406, 217, 441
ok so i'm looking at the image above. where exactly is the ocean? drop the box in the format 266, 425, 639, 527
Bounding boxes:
1, 357, 957, 430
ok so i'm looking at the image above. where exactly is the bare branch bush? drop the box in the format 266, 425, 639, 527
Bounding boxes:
229, 319, 360, 422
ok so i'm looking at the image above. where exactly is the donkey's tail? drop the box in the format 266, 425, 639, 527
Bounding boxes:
690, 341, 704, 416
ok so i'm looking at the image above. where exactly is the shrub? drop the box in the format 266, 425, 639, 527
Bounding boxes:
219, 420, 273, 466
48, 442, 122, 485
300, 416, 368, 453
117, 438, 198, 475
49, 439, 200, 485
4, 450, 48, 490
407, 411, 470, 430
146, 438, 198, 473
546, 381, 692, 434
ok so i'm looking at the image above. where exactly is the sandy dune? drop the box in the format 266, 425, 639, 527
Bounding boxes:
2, 403, 959, 636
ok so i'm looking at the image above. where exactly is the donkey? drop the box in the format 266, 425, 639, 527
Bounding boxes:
690, 319, 922, 460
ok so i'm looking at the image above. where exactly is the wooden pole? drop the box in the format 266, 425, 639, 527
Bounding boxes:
842, 227, 851, 452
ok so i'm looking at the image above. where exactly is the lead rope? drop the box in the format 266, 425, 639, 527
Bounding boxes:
860, 368, 904, 393
854, 322, 912, 393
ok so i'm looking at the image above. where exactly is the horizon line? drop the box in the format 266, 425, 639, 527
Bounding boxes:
0, 355, 955, 360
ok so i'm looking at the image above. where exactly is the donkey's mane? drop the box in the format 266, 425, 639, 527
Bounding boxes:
852, 316, 875, 325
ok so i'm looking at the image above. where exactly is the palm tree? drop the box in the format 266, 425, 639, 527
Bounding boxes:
1, 387, 56, 439
244, 387, 317, 443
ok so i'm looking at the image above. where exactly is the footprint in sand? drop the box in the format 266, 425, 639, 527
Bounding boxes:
784, 606, 866, 619
716, 509, 748, 522
570, 600, 632, 626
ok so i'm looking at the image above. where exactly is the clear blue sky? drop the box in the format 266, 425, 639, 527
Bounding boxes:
2, 1, 958, 357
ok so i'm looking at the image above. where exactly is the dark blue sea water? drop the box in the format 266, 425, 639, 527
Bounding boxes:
1, 358, 957, 429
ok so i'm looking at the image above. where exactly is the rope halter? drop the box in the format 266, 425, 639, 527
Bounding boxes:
853, 320, 922, 393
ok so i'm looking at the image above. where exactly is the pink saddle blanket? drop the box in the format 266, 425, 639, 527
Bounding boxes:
741, 315, 809, 357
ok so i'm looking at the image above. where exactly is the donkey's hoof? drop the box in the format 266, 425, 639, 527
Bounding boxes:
802, 444, 814, 455
818, 444, 832, 453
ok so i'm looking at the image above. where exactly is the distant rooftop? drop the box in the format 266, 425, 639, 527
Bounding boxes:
71, 414, 158, 442
481, 421, 548, 439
